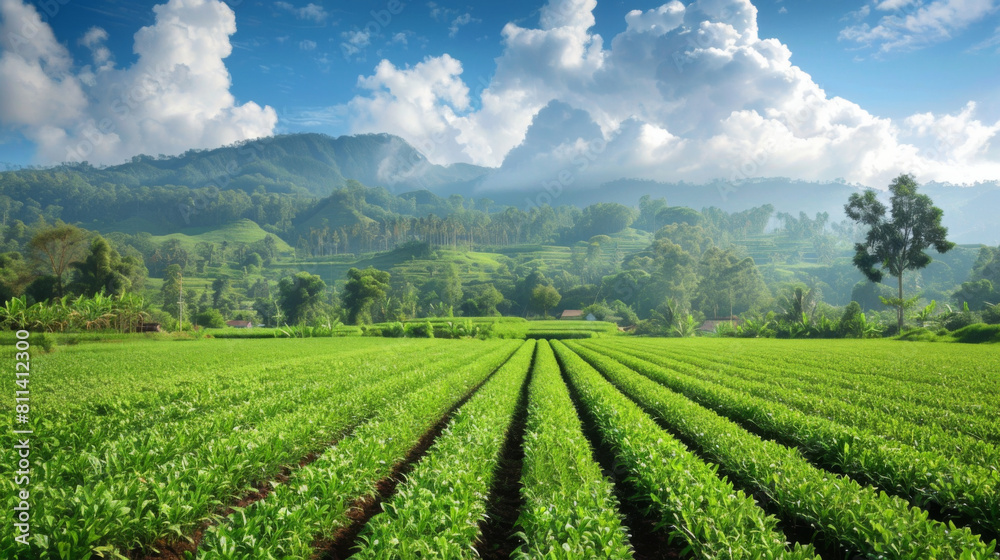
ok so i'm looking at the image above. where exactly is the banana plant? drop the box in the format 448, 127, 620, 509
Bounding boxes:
0, 296, 29, 330
913, 300, 938, 328
857, 312, 886, 338
738, 311, 777, 338
672, 314, 698, 337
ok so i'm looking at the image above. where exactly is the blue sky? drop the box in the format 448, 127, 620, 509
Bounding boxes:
2, 0, 1000, 186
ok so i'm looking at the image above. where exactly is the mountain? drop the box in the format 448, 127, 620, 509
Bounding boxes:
470, 176, 998, 245
71, 133, 492, 197
2, 132, 996, 245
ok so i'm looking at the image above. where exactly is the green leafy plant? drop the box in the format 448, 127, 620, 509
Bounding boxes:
578, 338, 1000, 546
671, 314, 698, 337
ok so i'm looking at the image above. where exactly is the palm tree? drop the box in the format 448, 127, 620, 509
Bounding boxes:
780, 286, 816, 324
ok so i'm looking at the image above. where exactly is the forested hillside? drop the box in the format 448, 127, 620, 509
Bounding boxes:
1, 134, 997, 337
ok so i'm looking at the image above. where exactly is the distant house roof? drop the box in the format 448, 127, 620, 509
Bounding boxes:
226, 320, 253, 328
560, 310, 584, 319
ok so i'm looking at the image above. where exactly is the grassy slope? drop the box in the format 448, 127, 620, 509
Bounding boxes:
146, 219, 294, 254
276, 249, 509, 287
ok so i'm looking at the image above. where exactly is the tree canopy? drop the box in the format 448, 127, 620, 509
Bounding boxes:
28, 222, 88, 298
278, 272, 329, 324
531, 285, 561, 318
342, 267, 391, 325
845, 174, 954, 330
69, 236, 145, 298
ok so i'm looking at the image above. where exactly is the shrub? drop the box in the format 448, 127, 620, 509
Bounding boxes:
34, 333, 56, 352
333, 326, 363, 337
483, 322, 529, 339
838, 302, 864, 338
194, 309, 226, 329
525, 331, 596, 340
382, 322, 405, 338
951, 323, 1000, 344
983, 304, 1000, 325
943, 311, 982, 331
632, 319, 664, 336
404, 321, 435, 338
897, 327, 939, 342
714, 321, 738, 337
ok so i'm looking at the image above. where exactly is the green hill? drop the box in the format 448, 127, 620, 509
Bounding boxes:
78, 133, 491, 197
148, 219, 294, 254
277, 247, 509, 288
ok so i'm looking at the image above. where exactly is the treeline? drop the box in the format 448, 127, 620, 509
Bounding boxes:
2, 166, 786, 260
3, 168, 993, 339
294, 185, 785, 258
293, 224, 777, 330
0, 222, 147, 303
0, 168, 310, 233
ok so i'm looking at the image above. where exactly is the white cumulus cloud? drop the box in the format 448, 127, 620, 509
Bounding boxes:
0, 0, 277, 165
338, 0, 1000, 189
79, 26, 111, 66
347, 54, 473, 164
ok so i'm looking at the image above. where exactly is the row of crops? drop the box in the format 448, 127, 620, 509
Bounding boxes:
366, 318, 620, 339
2, 337, 998, 558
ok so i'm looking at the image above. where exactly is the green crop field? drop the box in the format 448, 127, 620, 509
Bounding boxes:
2, 337, 998, 559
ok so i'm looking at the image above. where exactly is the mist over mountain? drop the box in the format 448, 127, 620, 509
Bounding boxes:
60, 133, 492, 198
460, 100, 999, 245
2, 132, 996, 244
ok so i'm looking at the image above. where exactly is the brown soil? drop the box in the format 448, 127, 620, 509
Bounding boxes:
553, 346, 686, 560
473, 352, 534, 559
313, 349, 521, 559
128, 430, 354, 560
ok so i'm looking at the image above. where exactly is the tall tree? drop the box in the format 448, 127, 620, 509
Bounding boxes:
161, 264, 184, 318
69, 235, 142, 297
531, 285, 561, 318
952, 279, 994, 311
278, 272, 329, 324
643, 238, 698, 314
28, 222, 88, 297
693, 247, 769, 318
845, 174, 954, 331
161, 239, 190, 269
342, 267, 391, 325
195, 241, 216, 267
637, 195, 667, 232
211, 277, 235, 314
422, 264, 463, 311
0, 252, 32, 301
474, 284, 504, 317
954, 245, 1000, 310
